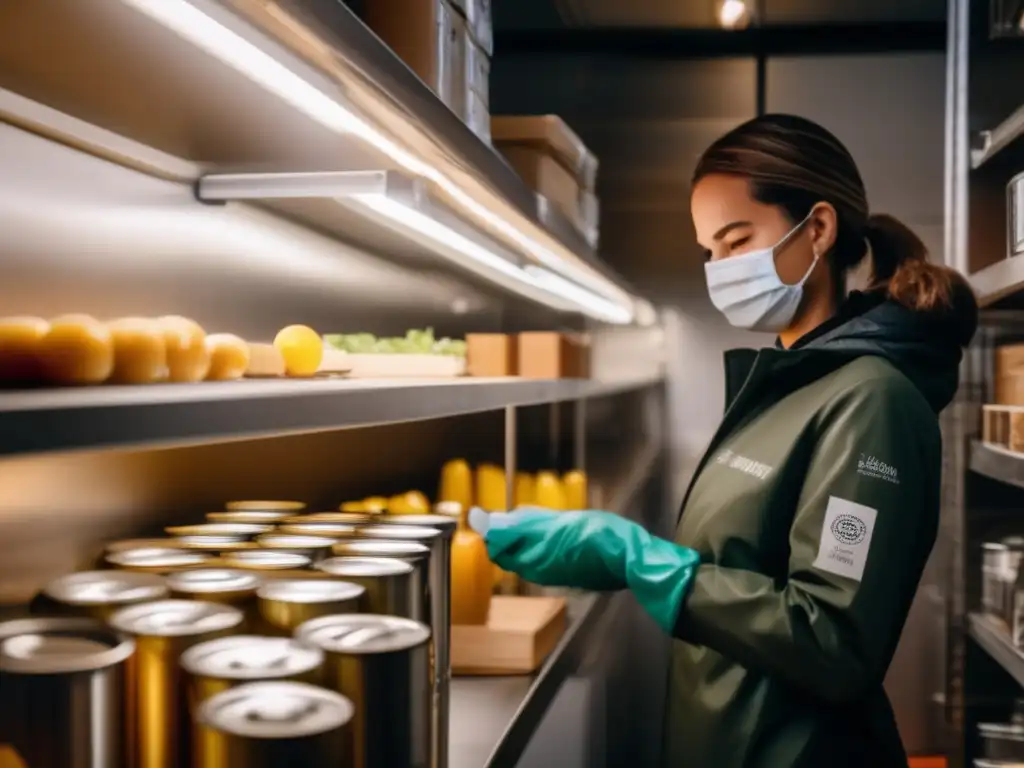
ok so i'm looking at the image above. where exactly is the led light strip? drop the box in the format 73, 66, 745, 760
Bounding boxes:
120, 0, 636, 318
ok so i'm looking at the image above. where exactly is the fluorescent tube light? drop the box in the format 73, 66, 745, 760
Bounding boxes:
121, 0, 636, 309
525, 266, 634, 325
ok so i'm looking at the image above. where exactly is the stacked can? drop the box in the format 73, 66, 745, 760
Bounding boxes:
256, 579, 364, 636
181, 636, 325, 768
197, 681, 353, 767
0, 617, 135, 768
109, 600, 244, 768
298, 614, 432, 768
316, 556, 417, 619
36, 570, 168, 621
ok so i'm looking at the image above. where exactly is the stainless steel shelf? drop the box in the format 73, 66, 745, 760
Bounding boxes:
969, 440, 1024, 489
450, 441, 661, 768
969, 257, 1024, 307
0, 374, 663, 457
968, 612, 1024, 687
972, 103, 1024, 169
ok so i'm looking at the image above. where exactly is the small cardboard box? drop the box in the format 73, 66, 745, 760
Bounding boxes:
518, 332, 590, 379
466, 334, 517, 377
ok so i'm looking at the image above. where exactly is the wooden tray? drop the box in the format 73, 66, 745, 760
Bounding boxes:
451, 595, 567, 676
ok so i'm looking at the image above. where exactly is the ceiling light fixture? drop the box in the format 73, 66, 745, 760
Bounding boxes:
717, 0, 750, 29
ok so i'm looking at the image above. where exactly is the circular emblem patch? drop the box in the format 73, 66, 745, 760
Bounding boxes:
831, 514, 867, 546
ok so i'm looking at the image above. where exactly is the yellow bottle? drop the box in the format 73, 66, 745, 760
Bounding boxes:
476, 464, 508, 512
362, 496, 388, 515
534, 471, 567, 511
563, 470, 588, 510
438, 459, 473, 511
450, 505, 492, 625
339, 501, 366, 513
513, 473, 536, 509
387, 490, 430, 516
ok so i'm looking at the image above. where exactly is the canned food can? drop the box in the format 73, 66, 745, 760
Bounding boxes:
256, 579, 364, 636
330, 541, 430, 622
38, 570, 168, 621
106, 538, 186, 554
181, 636, 325, 767
276, 523, 358, 539
256, 534, 336, 562
984, 542, 1013, 616
167, 570, 261, 628
106, 547, 214, 574
174, 536, 261, 553
197, 681, 352, 767
166, 523, 272, 540
109, 600, 245, 768
298, 614, 432, 768
224, 500, 307, 513
286, 511, 371, 525
205, 510, 293, 525
219, 550, 312, 572
0, 617, 135, 768
316, 556, 416, 618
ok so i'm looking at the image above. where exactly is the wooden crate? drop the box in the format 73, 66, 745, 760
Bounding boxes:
451, 595, 567, 675
981, 404, 1024, 452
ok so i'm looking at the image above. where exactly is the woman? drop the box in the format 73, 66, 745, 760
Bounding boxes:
470, 114, 978, 767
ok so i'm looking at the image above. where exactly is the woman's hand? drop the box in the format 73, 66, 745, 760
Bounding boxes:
469, 506, 700, 634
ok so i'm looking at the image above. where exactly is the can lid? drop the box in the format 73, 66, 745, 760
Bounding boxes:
278, 524, 357, 537
225, 500, 307, 512
1004, 536, 1024, 549
106, 537, 184, 553
295, 512, 371, 525
167, 523, 272, 537
257, 579, 365, 605
0, 618, 134, 674
984, 542, 1011, 551
298, 614, 430, 654
433, 501, 462, 518
167, 569, 261, 594
106, 548, 211, 569
175, 536, 259, 549
221, 551, 311, 570
199, 681, 352, 739
44, 570, 168, 606
110, 599, 244, 637
356, 524, 442, 542
376, 513, 457, 531
316, 556, 414, 578
332, 540, 429, 559
257, 534, 336, 549
181, 635, 323, 679
207, 510, 292, 523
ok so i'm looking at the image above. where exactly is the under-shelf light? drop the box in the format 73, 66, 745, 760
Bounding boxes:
120, 0, 636, 309
524, 266, 635, 325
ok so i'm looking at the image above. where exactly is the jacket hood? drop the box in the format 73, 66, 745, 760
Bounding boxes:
801, 296, 962, 412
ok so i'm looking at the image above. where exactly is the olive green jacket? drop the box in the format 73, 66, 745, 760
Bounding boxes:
665, 297, 960, 768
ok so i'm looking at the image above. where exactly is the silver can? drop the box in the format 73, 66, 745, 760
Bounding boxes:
181, 636, 325, 768
276, 522, 359, 539
316, 556, 417, 619
167, 569, 262, 629
106, 547, 213, 574
331, 540, 431, 622
298, 614, 432, 768
197, 681, 353, 768
256, 579, 365, 636
38, 570, 168, 621
167, 523, 273, 540
256, 534, 336, 562
219, 550, 312, 572
0, 617, 135, 768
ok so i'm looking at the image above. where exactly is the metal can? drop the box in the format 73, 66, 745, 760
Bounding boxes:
224, 500, 307, 513
181, 636, 325, 767
357, 516, 454, 768
106, 547, 214, 574
219, 550, 312, 572
276, 523, 359, 539
166, 523, 273, 540
174, 536, 261, 553
106, 537, 185, 553
316, 556, 416, 618
984, 542, 1013, 616
256, 579, 364, 636
205, 510, 293, 525
256, 534, 336, 562
197, 681, 352, 767
0, 617, 135, 768
286, 511, 371, 525
330, 541, 430, 623
298, 614, 432, 768
38, 570, 168, 621
109, 600, 245, 768
166, 570, 262, 629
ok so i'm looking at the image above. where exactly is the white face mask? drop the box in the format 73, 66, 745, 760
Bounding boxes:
703, 213, 819, 333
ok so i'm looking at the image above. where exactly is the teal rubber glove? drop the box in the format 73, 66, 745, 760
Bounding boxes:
469, 507, 700, 634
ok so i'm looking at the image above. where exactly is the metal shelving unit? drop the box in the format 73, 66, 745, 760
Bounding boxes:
969, 440, 1024, 490
968, 613, 1024, 689
971, 102, 1024, 170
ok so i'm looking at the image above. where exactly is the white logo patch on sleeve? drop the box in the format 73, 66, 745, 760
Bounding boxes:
812, 495, 878, 582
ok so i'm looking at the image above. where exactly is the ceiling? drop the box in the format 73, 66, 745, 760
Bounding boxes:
495, 0, 947, 30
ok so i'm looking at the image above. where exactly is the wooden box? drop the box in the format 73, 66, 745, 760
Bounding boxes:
517, 332, 590, 379
451, 595, 567, 675
995, 344, 1024, 404
466, 333, 516, 377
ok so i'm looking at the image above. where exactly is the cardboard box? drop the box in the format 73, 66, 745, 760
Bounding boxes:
491, 115, 599, 191
517, 332, 590, 379
463, 37, 490, 141
995, 345, 1024, 404
501, 146, 582, 229
466, 334, 516, 377
466, 88, 490, 143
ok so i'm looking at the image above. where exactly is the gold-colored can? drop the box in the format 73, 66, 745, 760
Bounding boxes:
197, 681, 352, 767
316, 556, 416, 618
109, 600, 245, 768
285, 511, 371, 525
166, 569, 262, 629
174, 536, 261, 553
255, 534, 336, 562
106, 538, 186, 554
205, 510, 293, 525
218, 550, 312, 572
181, 636, 324, 768
224, 500, 306, 513
256, 579, 364, 636
37, 570, 168, 621
107, 547, 214, 574
166, 523, 273, 540
276, 522, 358, 539
297, 614, 431, 768
330, 540, 431, 624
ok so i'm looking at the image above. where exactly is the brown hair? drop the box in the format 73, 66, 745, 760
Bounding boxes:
693, 114, 978, 347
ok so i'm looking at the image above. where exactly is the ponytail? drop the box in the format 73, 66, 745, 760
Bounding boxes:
865, 213, 978, 346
